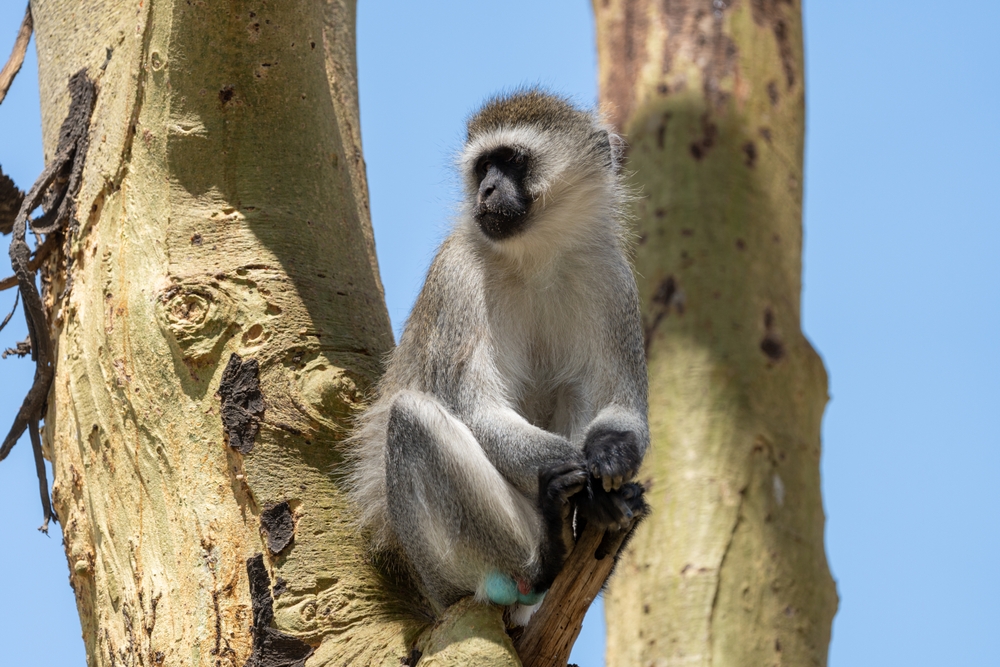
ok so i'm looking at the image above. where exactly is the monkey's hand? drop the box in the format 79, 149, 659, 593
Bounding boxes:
539, 461, 589, 515
582, 427, 644, 492
577, 481, 647, 532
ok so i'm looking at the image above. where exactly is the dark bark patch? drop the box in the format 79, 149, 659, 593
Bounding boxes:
735, 238, 746, 250
260, 501, 295, 555
644, 276, 685, 355
219, 353, 265, 454
742, 141, 757, 168
0, 167, 24, 235
760, 336, 784, 360
759, 126, 773, 143
219, 85, 235, 105
767, 80, 779, 106
653, 275, 676, 307
401, 649, 422, 666
245, 554, 314, 667
751, 2, 797, 90
773, 20, 796, 89
760, 308, 785, 361
655, 112, 672, 149
690, 114, 717, 160
272, 577, 287, 598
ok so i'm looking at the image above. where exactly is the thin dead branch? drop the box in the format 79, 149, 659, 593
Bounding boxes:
0, 4, 32, 105
0, 234, 57, 290
0, 289, 19, 333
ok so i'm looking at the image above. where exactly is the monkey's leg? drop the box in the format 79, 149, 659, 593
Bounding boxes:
386, 390, 563, 608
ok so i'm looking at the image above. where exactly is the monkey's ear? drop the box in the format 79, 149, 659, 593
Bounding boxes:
607, 131, 627, 173
597, 129, 627, 173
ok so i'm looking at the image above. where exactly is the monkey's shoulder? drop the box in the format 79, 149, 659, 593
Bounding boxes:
407, 235, 488, 332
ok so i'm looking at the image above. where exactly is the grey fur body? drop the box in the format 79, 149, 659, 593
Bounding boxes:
347, 91, 648, 623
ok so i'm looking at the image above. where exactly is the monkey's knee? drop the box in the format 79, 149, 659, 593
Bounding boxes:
384, 391, 459, 488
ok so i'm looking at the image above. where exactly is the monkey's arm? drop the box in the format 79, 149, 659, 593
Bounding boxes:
464, 404, 585, 498
395, 241, 586, 498
581, 264, 650, 491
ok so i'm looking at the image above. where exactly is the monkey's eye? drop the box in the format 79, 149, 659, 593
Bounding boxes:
513, 153, 525, 166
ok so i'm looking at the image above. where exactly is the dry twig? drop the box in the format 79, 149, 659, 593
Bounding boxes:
0, 4, 32, 105
0, 235, 57, 290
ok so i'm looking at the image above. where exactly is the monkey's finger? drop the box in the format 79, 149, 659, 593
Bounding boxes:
560, 473, 588, 499
610, 493, 634, 529
602, 475, 613, 492
612, 475, 624, 490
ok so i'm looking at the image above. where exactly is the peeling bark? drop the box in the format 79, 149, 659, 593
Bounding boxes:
594, 1, 838, 666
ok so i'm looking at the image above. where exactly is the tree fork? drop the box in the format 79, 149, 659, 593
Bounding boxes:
594, 1, 838, 665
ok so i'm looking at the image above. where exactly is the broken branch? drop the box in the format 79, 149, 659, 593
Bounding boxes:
514, 518, 640, 667
0, 4, 32, 105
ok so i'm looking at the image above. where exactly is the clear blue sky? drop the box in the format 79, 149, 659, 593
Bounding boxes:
1, 1, 997, 665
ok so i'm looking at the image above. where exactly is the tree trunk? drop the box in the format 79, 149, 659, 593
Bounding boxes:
593, 1, 838, 665
31, 1, 517, 664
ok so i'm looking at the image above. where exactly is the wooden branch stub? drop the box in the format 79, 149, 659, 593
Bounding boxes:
515, 522, 630, 667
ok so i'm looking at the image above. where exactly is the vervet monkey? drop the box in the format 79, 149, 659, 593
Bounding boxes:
348, 90, 648, 625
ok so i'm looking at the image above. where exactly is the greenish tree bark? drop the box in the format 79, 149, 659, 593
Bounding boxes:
26, 1, 518, 664
593, 1, 838, 665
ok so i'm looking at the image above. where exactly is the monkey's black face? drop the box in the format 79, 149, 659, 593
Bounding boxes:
473, 147, 532, 240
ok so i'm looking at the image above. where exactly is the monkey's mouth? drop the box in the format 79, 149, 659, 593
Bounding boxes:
474, 205, 530, 241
